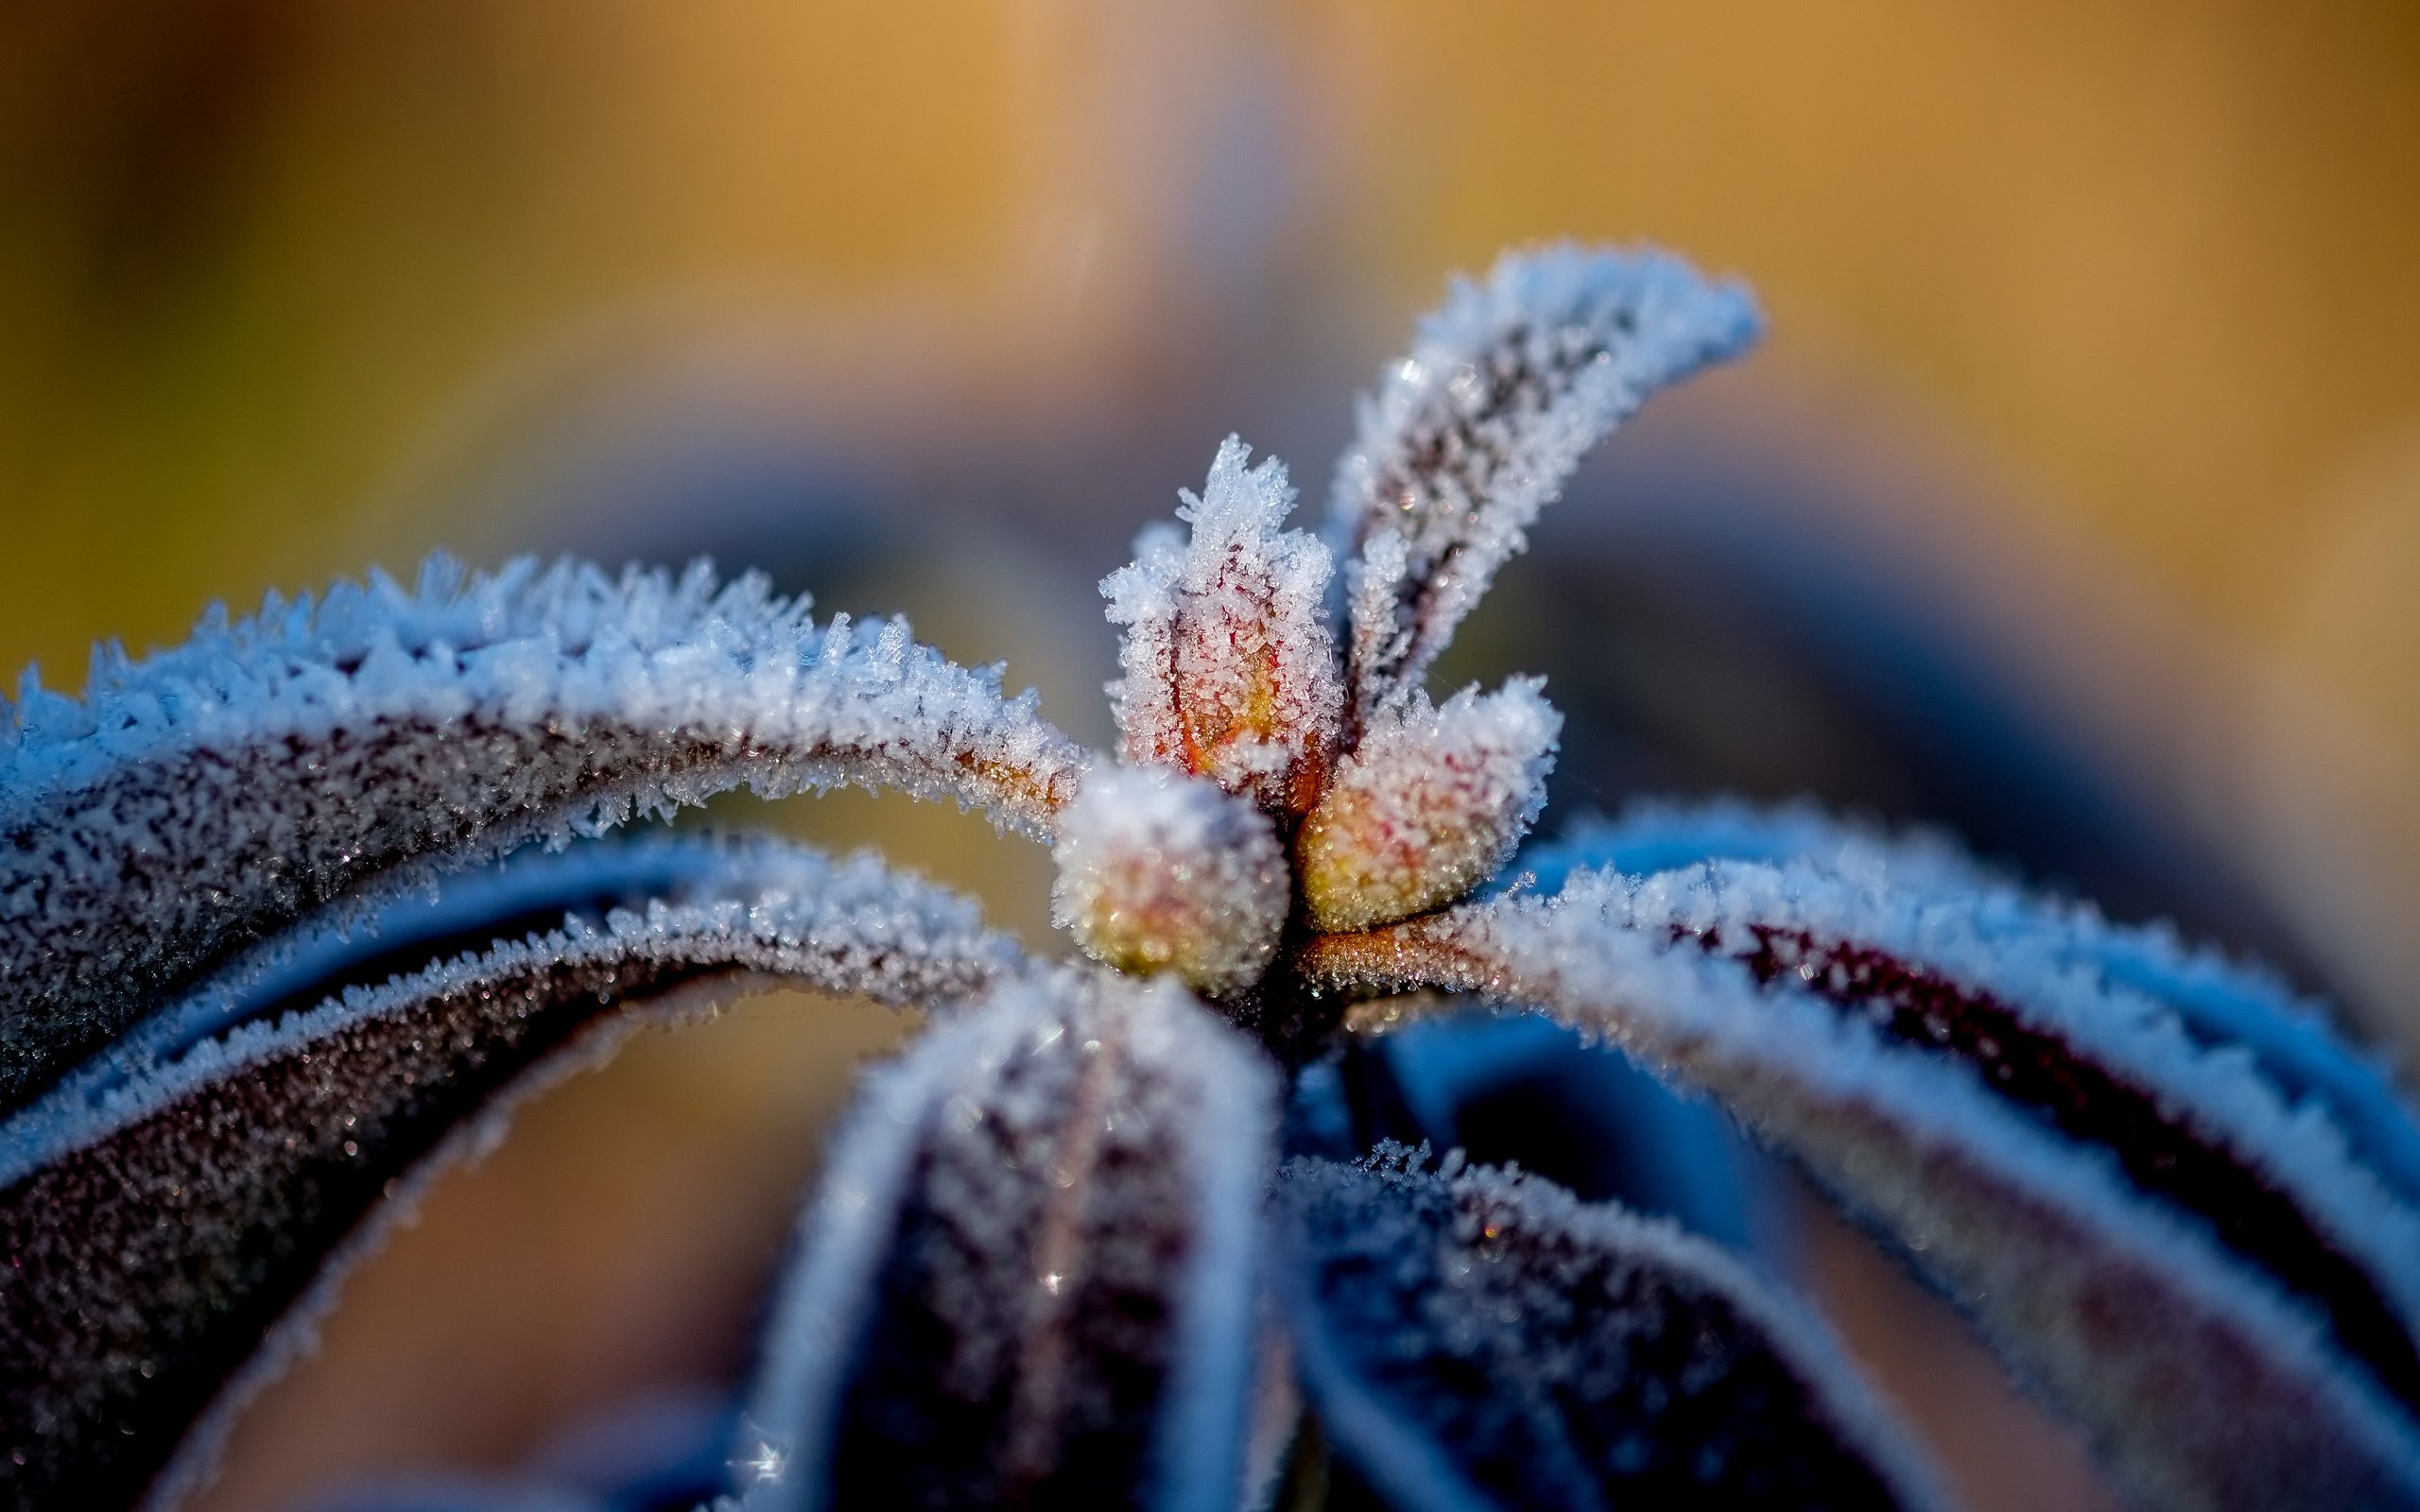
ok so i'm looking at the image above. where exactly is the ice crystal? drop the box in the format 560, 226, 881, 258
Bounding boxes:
8, 240, 2419, 1512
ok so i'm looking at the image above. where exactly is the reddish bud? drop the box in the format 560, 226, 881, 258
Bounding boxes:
1103, 438, 1345, 815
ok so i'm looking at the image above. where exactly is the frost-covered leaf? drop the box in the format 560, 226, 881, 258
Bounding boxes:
1527, 799, 2420, 1408
1330, 245, 1760, 712
1272, 1145, 1945, 1512
1533, 798, 2420, 1216
1625, 857, 2420, 1404
740, 971, 1274, 1512
0, 834, 1014, 1512
1103, 437, 1344, 813
1050, 765, 1288, 994
1299, 886, 2420, 1512
0, 555, 1087, 1115
1295, 678, 1559, 931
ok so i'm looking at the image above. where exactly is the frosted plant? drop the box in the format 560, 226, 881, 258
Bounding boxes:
2, 243, 2416, 1512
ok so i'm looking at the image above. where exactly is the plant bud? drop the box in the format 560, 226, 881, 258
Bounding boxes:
1101, 437, 1345, 814
1296, 679, 1560, 932
1051, 765, 1288, 993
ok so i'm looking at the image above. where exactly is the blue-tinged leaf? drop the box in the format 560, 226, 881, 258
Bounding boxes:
1272, 1145, 1946, 1512
517, 1387, 739, 1512
1301, 886, 2420, 1512
0, 834, 1014, 1512
1297, 1010, 1758, 1249
1328, 244, 1762, 712
0, 554, 1089, 1114
739, 971, 1275, 1512
298, 1486, 604, 1512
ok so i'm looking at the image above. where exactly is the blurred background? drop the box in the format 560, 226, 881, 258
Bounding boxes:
5, 3, 2417, 1509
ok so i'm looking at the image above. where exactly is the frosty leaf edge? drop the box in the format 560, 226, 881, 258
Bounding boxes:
0, 556, 1083, 1114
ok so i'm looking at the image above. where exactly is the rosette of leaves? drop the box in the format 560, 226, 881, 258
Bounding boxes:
6, 244, 2419, 1512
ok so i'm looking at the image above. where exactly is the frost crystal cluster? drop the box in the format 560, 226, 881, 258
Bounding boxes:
5, 244, 2420, 1512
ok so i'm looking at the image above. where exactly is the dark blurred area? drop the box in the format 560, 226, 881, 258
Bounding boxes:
5, 4, 2417, 1510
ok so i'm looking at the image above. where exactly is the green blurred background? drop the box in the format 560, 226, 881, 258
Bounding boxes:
6, 5, 2417, 1509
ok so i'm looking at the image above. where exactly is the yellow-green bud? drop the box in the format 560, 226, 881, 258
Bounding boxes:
1297, 679, 1559, 932
1051, 766, 1288, 993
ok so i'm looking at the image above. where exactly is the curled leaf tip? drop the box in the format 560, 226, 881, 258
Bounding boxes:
1334, 243, 1761, 711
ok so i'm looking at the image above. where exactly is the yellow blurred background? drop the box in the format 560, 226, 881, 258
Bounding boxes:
4, 4, 2417, 1509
